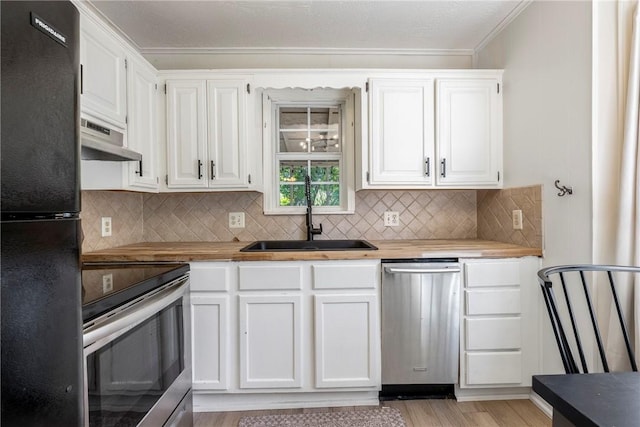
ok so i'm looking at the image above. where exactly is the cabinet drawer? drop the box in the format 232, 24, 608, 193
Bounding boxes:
465, 260, 520, 287
466, 352, 522, 385
190, 264, 230, 291
238, 263, 303, 290
466, 289, 521, 315
312, 262, 378, 289
466, 318, 521, 350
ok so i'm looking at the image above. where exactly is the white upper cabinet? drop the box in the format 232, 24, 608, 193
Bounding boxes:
436, 79, 502, 186
369, 79, 434, 186
166, 80, 208, 188
80, 15, 127, 129
365, 72, 503, 189
166, 78, 250, 190
207, 80, 247, 187
126, 59, 159, 190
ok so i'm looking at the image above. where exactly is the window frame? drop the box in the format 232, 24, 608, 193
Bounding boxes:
262, 88, 355, 215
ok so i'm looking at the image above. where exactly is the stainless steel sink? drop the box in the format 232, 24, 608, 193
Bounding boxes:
239, 239, 378, 252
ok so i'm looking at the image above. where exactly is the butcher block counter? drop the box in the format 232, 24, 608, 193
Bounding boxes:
82, 239, 542, 263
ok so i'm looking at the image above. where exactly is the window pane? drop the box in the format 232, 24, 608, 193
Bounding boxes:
310, 107, 339, 132
310, 160, 339, 182
279, 160, 308, 207
279, 131, 309, 152
311, 184, 340, 207
279, 184, 306, 207
279, 160, 307, 183
309, 131, 340, 153
279, 107, 308, 129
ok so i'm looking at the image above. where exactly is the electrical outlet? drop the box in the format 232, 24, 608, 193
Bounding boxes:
101, 217, 112, 237
102, 273, 113, 294
383, 211, 400, 227
229, 212, 245, 228
512, 209, 523, 230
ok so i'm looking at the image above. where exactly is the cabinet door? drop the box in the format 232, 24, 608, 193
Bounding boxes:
191, 295, 229, 390
239, 295, 302, 389
80, 17, 127, 128
369, 79, 434, 186
314, 294, 378, 388
207, 80, 248, 187
166, 80, 208, 188
436, 79, 501, 186
127, 59, 158, 190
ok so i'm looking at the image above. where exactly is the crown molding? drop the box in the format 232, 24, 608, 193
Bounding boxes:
139, 47, 475, 57
474, 0, 533, 54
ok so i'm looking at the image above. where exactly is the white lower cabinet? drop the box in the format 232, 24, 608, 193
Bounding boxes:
314, 294, 378, 388
191, 294, 229, 390
459, 257, 540, 389
239, 295, 302, 389
190, 260, 381, 411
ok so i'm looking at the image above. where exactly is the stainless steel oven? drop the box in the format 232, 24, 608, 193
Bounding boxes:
82, 264, 192, 427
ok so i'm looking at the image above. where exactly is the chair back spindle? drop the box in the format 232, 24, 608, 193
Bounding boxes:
538, 265, 640, 374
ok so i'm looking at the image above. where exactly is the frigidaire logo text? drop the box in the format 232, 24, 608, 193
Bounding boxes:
31, 13, 67, 46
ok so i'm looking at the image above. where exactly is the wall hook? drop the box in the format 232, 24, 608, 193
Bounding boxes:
554, 180, 573, 197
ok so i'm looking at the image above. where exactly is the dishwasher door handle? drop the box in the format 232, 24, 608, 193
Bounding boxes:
384, 267, 461, 274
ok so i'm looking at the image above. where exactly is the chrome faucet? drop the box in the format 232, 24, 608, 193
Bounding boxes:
305, 175, 322, 241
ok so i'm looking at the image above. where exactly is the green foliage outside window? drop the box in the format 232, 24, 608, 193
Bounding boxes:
279, 162, 340, 207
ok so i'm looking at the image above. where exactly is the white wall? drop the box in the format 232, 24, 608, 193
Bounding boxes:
477, 0, 592, 266
476, 1, 593, 374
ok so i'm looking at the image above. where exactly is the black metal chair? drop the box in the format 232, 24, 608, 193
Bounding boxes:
538, 265, 640, 374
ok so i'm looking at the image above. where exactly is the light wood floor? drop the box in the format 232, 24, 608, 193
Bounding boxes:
194, 399, 552, 427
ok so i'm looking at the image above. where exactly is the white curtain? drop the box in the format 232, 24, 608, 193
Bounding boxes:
615, 0, 640, 364
594, 0, 640, 371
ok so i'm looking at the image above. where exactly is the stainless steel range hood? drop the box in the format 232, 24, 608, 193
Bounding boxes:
80, 119, 142, 161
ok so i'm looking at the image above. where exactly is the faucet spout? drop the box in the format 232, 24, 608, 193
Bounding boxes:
305, 175, 323, 241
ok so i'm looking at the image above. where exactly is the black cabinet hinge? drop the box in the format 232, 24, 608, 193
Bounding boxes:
155, 83, 158, 91
365, 82, 369, 93
124, 58, 128, 69
497, 83, 500, 94
497, 171, 500, 181
246, 83, 250, 94
366, 171, 370, 183
165, 175, 168, 185
164, 84, 167, 94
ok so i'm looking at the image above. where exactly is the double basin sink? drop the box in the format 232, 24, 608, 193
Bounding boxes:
240, 239, 378, 252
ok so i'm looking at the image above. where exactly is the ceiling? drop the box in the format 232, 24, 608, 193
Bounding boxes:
88, 1, 529, 54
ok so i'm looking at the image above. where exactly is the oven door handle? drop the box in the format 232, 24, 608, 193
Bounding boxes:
83, 277, 187, 350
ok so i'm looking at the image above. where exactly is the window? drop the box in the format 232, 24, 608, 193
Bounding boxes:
263, 89, 355, 214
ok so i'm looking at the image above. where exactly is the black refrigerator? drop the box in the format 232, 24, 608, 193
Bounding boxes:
1, 1, 83, 426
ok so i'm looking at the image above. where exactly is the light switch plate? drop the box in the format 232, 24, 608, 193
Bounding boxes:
229, 212, 245, 228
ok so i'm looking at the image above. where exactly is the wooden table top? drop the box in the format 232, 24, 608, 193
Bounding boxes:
82, 239, 542, 263
533, 373, 640, 427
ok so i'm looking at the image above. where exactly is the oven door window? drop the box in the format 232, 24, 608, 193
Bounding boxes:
86, 299, 184, 427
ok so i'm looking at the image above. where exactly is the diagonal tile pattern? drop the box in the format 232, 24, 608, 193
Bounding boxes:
81, 191, 143, 252
477, 185, 543, 249
141, 190, 477, 243
80, 185, 543, 252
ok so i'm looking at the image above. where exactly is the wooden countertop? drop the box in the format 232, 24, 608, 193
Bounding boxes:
81, 239, 542, 263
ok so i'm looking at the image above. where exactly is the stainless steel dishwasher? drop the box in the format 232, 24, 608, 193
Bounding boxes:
381, 259, 461, 397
